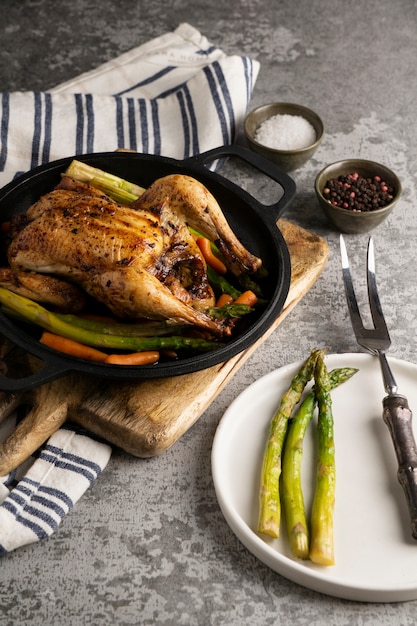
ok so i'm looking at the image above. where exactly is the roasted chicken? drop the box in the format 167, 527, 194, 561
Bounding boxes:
0, 268, 86, 313
7, 174, 262, 337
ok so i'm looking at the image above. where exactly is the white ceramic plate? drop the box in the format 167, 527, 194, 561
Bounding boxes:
211, 353, 417, 602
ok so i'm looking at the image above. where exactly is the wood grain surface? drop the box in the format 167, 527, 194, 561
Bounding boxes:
0, 219, 328, 472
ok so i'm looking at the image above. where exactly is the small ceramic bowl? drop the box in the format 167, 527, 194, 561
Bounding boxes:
244, 102, 324, 172
315, 159, 402, 234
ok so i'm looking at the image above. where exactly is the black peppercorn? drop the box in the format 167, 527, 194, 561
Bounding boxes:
322, 172, 394, 212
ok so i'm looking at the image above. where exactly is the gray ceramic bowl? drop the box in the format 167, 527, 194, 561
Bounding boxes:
315, 159, 401, 234
244, 102, 324, 172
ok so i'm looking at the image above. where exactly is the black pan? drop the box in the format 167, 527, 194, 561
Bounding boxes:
0, 145, 295, 391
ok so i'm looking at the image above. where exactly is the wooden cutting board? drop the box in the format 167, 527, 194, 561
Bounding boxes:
0, 219, 328, 472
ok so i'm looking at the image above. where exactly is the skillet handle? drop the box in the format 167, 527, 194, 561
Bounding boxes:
184, 144, 296, 222
0, 360, 67, 392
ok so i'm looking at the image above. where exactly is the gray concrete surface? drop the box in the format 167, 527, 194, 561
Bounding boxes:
1, 0, 417, 624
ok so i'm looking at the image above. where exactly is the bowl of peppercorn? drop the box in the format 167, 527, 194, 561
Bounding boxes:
315, 159, 401, 234
244, 102, 325, 172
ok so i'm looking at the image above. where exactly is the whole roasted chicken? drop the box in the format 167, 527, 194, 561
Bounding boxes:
7, 174, 262, 337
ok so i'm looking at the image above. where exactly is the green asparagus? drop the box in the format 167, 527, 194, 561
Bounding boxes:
0, 288, 219, 353
309, 353, 336, 565
2, 306, 189, 338
258, 348, 324, 538
236, 271, 265, 298
206, 266, 242, 300
281, 367, 358, 559
189, 227, 266, 300
64, 159, 146, 204
206, 303, 253, 319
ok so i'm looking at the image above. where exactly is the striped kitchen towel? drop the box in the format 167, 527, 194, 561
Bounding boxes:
0, 426, 111, 554
0, 23, 260, 553
0, 22, 260, 187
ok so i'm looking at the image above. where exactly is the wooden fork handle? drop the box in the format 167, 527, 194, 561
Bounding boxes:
383, 394, 417, 539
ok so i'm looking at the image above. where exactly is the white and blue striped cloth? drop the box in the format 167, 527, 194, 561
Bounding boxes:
0, 23, 260, 553
0, 22, 259, 187
0, 426, 111, 554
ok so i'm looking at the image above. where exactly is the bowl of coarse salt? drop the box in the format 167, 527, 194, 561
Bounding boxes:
244, 102, 324, 172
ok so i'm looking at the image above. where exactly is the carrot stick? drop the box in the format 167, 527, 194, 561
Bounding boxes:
233, 290, 258, 307
104, 351, 160, 365
196, 237, 227, 275
40, 331, 108, 362
216, 293, 234, 307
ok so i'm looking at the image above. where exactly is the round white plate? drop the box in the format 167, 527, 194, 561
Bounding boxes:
211, 353, 417, 602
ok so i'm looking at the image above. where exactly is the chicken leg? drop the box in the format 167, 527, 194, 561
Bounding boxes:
134, 174, 262, 276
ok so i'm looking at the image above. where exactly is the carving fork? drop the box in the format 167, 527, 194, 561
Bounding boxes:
340, 234, 417, 539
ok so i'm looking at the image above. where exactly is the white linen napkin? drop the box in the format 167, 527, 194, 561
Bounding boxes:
0, 23, 260, 553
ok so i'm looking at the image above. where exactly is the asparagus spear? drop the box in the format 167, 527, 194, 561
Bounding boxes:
190, 227, 266, 299
206, 303, 253, 319
64, 159, 146, 204
236, 271, 266, 298
52, 313, 187, 337
0, 288, 219, 354
206, 265, 242, 300
258, 348, 323, 538
309, 354, 336, 565
281, 367, 358, 559
3, 307, 189, 337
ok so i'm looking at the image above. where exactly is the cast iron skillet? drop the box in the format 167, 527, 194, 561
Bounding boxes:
0, 144, 295, 391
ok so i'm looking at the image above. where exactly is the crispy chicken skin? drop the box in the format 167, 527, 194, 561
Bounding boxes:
7, 174, 261, 336
133, 174, 262, 276
0, 268, 86, 313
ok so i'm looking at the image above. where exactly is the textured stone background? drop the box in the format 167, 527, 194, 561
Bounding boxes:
1, 1, 417, 624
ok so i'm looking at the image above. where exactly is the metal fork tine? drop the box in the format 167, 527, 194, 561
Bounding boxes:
367, 237, 391, 338
339, 234, 365, 333
340, 234, 417, 540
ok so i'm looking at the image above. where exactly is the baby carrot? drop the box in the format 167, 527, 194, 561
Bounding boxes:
196, 237, 227, 275
233, 290, 258, 307
216, 293, 234, 307
104, 351, 160, 365
40, 331, 108, 362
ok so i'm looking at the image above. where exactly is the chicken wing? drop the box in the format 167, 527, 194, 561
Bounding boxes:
0, 268, 86, 312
